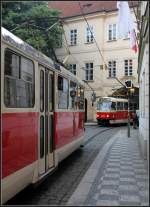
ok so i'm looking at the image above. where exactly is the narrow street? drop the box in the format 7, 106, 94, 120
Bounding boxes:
1, 1, 149, 206
5, 125, 123, 205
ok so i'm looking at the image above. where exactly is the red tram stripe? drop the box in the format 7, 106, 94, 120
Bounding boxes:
54, 112, 84, 149
2, 112, 39, 178
2, 111, 84, 178
96, 111, 130, 120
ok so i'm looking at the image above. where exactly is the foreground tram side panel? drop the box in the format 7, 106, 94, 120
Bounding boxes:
1, 27, 85, 204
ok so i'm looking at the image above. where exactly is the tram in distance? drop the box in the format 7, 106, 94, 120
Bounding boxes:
1, 27, 85, 204
96, 96, 138, 126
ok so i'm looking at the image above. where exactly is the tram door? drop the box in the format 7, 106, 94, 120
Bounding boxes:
39, 65, 54, 175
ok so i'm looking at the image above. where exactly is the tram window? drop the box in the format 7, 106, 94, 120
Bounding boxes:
69, 81, 77, 109
49, 115, 53, 153
124, 102, 128, 110
5, 50, 19, 78
97, 100, 111, 111
111, 102, 116, 111
4, 49, 35, 108
4, 77, 16, 107
78, 86, 84, 110
117, 102, 123, 110
21, 57, 34, 82
49, 74, 54, 111
40, 70, 44, 112
40, 116, 44, 158
58, 76, 69, 109
16, 79, 33, 107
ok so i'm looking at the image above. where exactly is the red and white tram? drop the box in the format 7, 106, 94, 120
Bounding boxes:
1, 27, 85, 203
96, 97, 137, 126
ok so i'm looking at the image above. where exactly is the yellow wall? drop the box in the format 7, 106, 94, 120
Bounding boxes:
55, 9, 138, 121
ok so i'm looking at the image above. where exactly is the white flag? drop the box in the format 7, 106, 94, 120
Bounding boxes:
117, 1, 138, 53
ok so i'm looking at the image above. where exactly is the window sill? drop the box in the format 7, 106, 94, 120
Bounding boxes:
107, 77, 116, 79
84, 80, 94, 82
84, 42, 94, 44
69, 44, 77, 47
123, 75, 133, 78
107, 39, 117, 42
123, 38, 130, 40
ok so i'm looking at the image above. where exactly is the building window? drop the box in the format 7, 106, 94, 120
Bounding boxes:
85, 62, 93, 81
69, 64, 76, 75
108, 24, 116, 41
70, 29, 77, 45
86, 26, 94, 43
4, 49, 35, 108
108, 61, 116, 77
124, 59, 133, 76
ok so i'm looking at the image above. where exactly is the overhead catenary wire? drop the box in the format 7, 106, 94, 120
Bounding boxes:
64, 22, 105, 70
60, 23, 96, 92
78, 2, 108, 70
61, 24, 86, 71
62, 21, 136, 74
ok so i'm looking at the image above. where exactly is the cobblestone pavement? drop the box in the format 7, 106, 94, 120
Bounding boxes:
67, 129, 149, 206
5, 126, 119, 205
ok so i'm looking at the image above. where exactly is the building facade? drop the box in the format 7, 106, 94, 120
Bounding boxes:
138, 1, 149, 167
49, 1, 139, 121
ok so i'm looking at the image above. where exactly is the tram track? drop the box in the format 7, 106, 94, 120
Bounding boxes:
84, 127, 114, 146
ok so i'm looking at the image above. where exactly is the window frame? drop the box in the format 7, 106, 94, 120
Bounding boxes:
107, 24, 117, 41
117, 101, 123, 110
70, 29, 77, 46
85, 62, 94, 81
40, 70, 44, 112
86, 26, 94, 43
69, 64, 77, 75
57, 75, 69, 109
4, 48, 35, 108
108, 60, 116, 78
124, 59, 133, 76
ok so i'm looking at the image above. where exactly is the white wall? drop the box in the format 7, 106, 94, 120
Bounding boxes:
139, 43, 149, 163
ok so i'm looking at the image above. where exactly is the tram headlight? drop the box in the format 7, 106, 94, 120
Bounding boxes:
106, 114, 110, 118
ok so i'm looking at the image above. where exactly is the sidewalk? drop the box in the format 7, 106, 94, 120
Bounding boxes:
67, 128, 149, 206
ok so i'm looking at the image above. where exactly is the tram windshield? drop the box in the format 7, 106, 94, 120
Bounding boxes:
97, 99, 116, 111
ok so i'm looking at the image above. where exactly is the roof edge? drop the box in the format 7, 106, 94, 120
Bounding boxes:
60, 4, 138, 20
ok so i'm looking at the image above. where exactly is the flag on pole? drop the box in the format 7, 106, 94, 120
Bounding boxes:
117, 1, 138, 53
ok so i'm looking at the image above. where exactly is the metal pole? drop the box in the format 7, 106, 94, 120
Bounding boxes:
127, 90, 130, 137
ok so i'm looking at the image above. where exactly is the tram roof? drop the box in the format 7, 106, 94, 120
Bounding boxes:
1, 27, 84, 86
2, 27, 55, 68
98, 97, 128, 102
